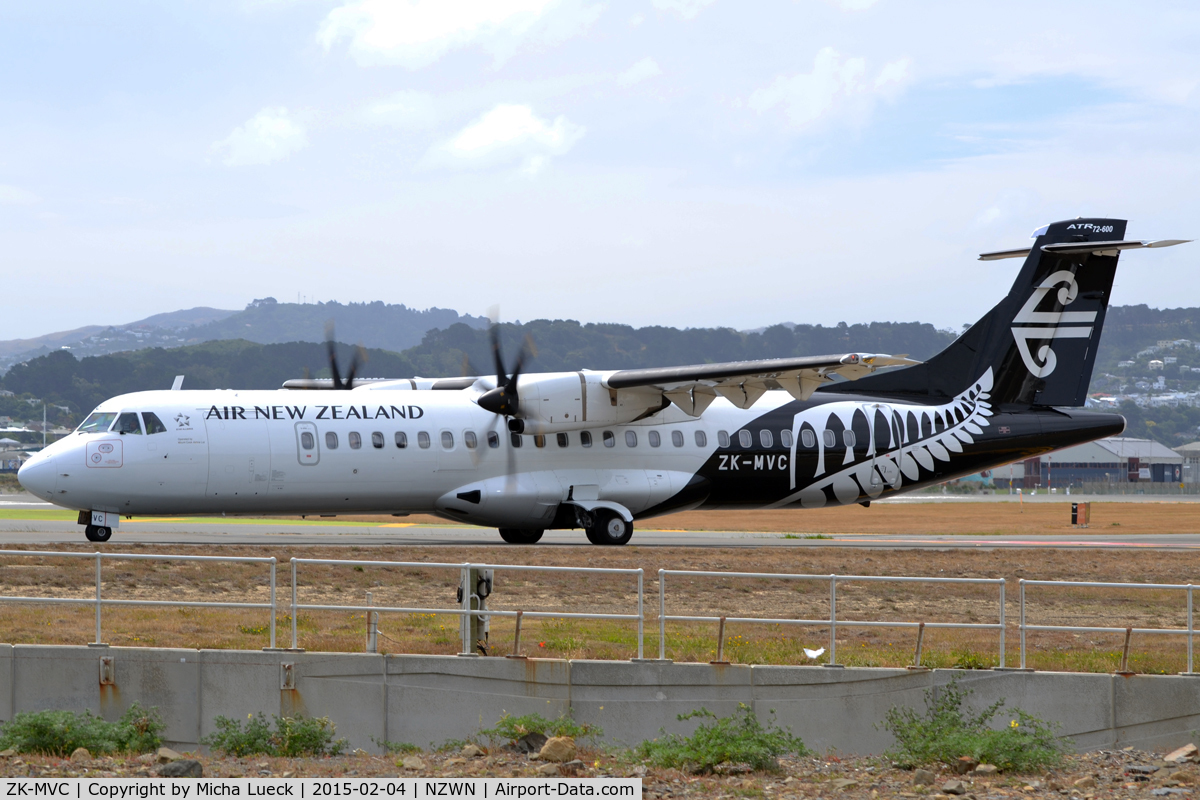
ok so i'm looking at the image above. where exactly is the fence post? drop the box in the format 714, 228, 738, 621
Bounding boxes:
658, 569, 666, 661
714, 617, 728, 663
912, 621, 925, 668
637, 569, 644, 660
512, 611, 524, 657
459, 564, 473, 656
1189, 585, 1195, 675
92, 552, 103, 646
290, 559, 299, 650
998, 580, 1006, 669
365, 592, 378, 654
826, 575, 839, 667
269, 558, 277, 650
1118, 627, 1133, 674
1019, 579, 1026, 670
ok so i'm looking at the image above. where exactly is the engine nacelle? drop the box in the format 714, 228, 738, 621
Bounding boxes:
509, 372, 665, 434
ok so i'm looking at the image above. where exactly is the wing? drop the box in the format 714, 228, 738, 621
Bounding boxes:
603, 352, 920, 416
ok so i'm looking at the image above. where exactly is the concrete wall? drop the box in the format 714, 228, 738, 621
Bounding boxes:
1, 645, 1198, 755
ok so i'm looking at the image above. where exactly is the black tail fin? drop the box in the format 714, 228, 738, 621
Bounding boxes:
844, 218, 1126, 407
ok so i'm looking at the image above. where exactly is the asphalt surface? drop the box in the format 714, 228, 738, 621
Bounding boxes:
2, 495, 1200, 550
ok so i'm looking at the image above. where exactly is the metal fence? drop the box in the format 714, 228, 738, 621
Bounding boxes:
0, 549, 1198, 674
1019, 579, 1199, 673
0, 549, 278, 648
657, 569, 1006, 666
288, 558, 645, 658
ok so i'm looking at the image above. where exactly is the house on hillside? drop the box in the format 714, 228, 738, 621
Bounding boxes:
1175, 441, 1200, 484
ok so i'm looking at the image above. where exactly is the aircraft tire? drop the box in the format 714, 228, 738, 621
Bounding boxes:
498, 528, 544, 544
586, 510, 633, 546
84, 525, 112, 543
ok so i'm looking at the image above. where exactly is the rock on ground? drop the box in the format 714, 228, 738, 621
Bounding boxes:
538, 737, 576, 763
158, 760, 203, 778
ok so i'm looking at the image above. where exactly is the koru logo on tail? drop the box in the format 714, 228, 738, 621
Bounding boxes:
1011, 270, 1096, 378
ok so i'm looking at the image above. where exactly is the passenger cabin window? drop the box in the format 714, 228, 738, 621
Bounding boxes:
78, 412, 118, 433
557, 433, 569, 448
823, 430, 836, 448
648, 431, 661, 448
300, 432, 315, 450
143, 412, 168, 435
114, 413, 143, 435
534, 434, 546, 448
395, 432, 408, 449
625, 431, 638, 447
441, 431, 455, 449
718, 430, 730, 447
843, 430, 856, 449
371, 432, 384, 449
326, 432, 339, 449
487, 431, 500, 448
801, 429, 816, 448
510, 433, 523, 448
672, 430, 684, 448
603, 431, 615, 448
418, 432, 431, 449
580, 431, 593, 448
464, 431, 478, 449
695, 430, 707, 447
760, 430, 773, 448
349, 432, 362, 450
781, 430, 793, 448
738, 430, 752, 448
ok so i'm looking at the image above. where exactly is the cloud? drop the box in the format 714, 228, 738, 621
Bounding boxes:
0, 185, 40, 205
618, 57, 662, 86
212, 107, 308, 166
748, 47, 912, 132
651, 0, 716, 19
426, 104, 585, 174
317, 0, 603, 69
361, 90, 441, 129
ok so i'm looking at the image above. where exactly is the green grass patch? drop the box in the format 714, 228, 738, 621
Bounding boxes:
480, 712, 601, 746
883, 678, 1067, 773
0, 704, 163, 756
634, 704, 806, 774
373, 739, 422, 754
201, 713, 347, 757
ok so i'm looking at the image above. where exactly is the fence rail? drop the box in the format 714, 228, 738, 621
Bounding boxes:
658, 569, 1006, 666
0, 549, 1196, 673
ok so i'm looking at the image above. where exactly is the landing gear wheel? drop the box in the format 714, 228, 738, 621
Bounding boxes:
586, 510, 633, 546
84, 525, 112, 543
498, 528, 544, 544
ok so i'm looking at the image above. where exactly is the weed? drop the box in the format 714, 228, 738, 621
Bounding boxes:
882, 678, 1067, 772
238, 624, 269, 635
372, 738, 422, 754
803, 534, 831, 540
0, 703, 164, 756
433, 738, 471, 752
480, 712, 600, 746
634, 704, 806, 774
202, 713, 347, 757
950, 650, 994, 670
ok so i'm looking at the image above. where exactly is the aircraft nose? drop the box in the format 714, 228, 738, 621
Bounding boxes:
17, 453, 57, 500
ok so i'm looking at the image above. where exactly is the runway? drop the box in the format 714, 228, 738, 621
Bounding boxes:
1, 496, 1199, 549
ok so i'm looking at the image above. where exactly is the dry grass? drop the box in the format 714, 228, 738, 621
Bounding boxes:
0, 542, 1195, 672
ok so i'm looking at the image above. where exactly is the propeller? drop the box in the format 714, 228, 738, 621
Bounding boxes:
325, 321, 366, 390
476, 322, 534, 422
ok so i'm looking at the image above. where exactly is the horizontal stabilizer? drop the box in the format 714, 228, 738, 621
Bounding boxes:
980, 239, 1190, 261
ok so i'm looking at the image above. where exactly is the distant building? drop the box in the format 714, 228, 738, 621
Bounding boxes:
1149, 360, 1165, 370
1118, 360, 1135, 368
999, 437, 1184, 489
1175, 441, 1200, 484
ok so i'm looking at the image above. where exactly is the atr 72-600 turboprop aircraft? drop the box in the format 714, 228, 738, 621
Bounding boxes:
17, 218, 1190, 545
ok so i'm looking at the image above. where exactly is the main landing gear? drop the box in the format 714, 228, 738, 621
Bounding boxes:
84, 525, 112, 543
585, 509, 633, 546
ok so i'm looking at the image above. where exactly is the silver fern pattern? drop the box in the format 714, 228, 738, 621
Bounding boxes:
775, 368, 995, 509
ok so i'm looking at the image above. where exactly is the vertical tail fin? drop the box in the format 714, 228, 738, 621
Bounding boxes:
846, 218, 1134, 407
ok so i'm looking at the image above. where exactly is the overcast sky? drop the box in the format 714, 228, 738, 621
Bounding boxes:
2, 0, 1198, 341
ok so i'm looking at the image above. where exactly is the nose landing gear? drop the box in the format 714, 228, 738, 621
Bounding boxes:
84, 525, 112, 543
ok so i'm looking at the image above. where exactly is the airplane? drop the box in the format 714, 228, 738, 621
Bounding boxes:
17, 218, 1189, 545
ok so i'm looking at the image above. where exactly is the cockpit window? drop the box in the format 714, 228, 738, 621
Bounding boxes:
77, 412, 118, 433
114, 412, 143, 435
142, 412, 168, 435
